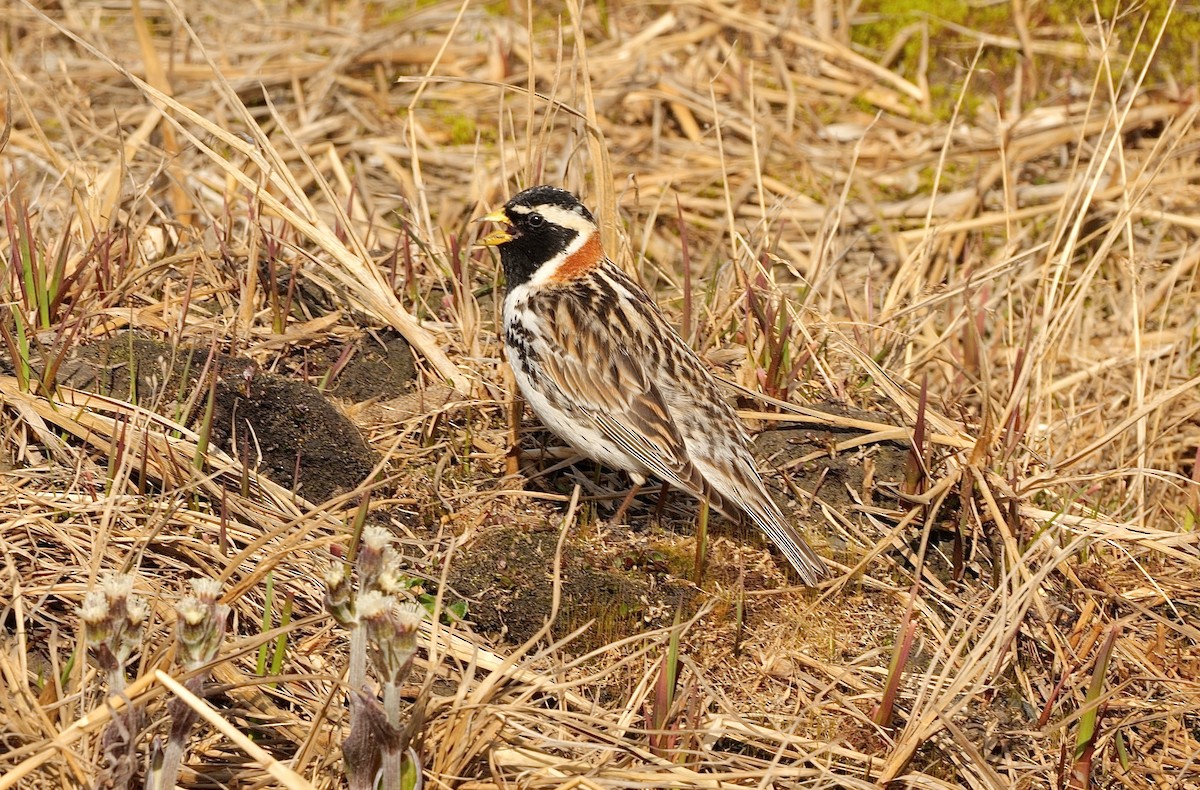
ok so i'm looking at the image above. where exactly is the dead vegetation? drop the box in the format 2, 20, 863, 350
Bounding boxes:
2, 0, 1199, 787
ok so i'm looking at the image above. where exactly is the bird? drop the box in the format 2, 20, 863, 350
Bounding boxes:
478, 185, 828, 586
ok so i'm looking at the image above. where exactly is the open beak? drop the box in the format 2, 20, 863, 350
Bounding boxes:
477, 208, 514, 247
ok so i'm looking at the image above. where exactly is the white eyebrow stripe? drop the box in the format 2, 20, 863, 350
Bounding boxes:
510, 203, 595, 235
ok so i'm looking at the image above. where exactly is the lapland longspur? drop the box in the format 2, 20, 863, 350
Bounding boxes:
479, 185, 827, 586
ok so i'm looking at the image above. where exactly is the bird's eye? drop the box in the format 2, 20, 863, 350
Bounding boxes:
527, 213, 545, 228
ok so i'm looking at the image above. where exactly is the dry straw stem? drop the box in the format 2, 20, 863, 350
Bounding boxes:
155, 669, 316, 789
0, 377, 330, 529
20, 0, 471, 394
4, 0, 1200, 787
0, 670, 167, 789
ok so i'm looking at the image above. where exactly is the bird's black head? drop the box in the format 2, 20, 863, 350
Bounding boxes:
479, 186, 598, 288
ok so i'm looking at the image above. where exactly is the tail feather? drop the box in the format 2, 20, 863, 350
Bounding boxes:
704, 480, 828, 586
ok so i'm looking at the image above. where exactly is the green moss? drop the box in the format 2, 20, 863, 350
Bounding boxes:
910, 158, 973, 197
415, 100, 496, 145
853, 0, 1197, 119
650, 538, 701, 579
1040, 0, 1200, 79
852, 0, 1017, 120
447, 114, 478, 145
480, 0, 565, 35
375, 0, 447, 19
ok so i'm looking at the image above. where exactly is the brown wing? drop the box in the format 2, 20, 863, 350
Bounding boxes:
548, 341, 706, 493
532, 286, 710, 497
534, 269, 828, 585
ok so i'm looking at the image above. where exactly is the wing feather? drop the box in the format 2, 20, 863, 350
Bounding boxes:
542, 331, 705, 494
525, 266, 827, 584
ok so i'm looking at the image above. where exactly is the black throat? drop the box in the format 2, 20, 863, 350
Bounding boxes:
498, 223, 579, 290
499, 246, 543, 290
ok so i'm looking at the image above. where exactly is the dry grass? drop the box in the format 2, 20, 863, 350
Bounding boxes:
2, 0, 1199, 787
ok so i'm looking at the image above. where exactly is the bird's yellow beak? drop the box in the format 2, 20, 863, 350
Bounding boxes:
477, 208, 513, 247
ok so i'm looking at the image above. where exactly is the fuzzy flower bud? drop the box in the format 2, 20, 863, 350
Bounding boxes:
356, 526, 392, 590
189, 577, 223, 605
79, 573, 147, 680
79, 590, 111, 646
324, 564, 355, 626
360, 593, 424, 686
175, 579, 229, 670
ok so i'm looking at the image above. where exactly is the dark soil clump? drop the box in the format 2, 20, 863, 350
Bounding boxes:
755, 402, 911, 516
449, 523, 697, 652
57, 331, 376, 503
323, 331, 417, 401
209, 370, 377, 503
